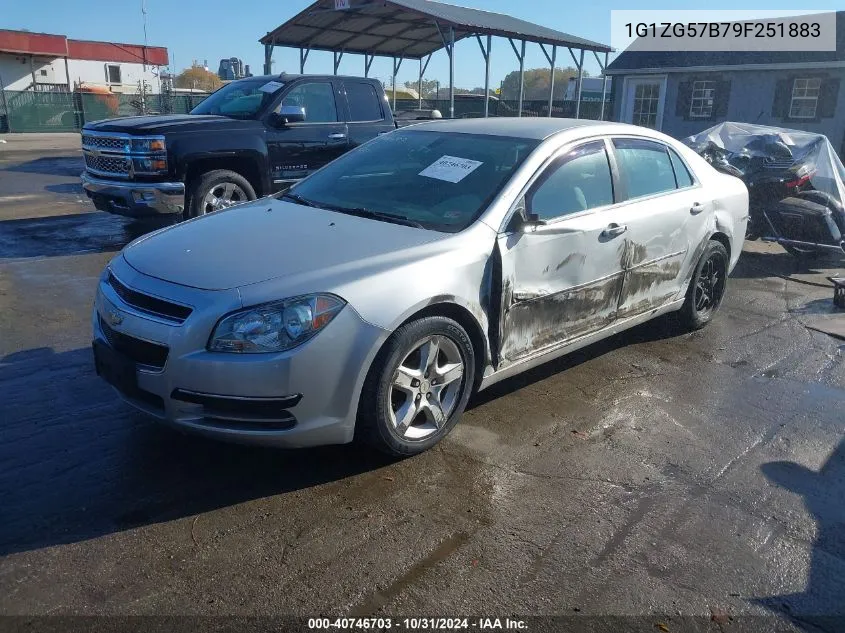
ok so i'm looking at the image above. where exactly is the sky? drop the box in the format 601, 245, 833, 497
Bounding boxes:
3, 0, 842, 90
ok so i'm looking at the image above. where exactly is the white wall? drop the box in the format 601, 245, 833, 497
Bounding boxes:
66, 59, 162, 94
0, 53, 66, 91
0, 53, 162, 93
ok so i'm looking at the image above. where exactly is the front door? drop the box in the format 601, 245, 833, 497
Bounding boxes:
621, 76, 666, 130
497, 140, 627, 365
266, 79, 348, 191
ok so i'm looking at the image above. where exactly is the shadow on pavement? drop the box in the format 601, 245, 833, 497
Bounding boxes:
0, 212, 166, 258
757, 437, 845, 632
3, 155, 83, 177
732, 246, 844, 281
0, 346, 396, 556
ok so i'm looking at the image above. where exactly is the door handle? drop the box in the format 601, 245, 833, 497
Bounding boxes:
601, 223, 627, 238
327, 133, 347, 140
690, 202, 705, 215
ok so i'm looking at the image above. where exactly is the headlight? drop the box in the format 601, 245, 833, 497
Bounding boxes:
130, 136, 167, 174
208, 294, 346, 353
130, 136, 166, 153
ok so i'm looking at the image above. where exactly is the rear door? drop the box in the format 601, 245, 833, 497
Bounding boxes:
340, 80, 392, 149
609, 137, 712, 319
265, 79, 348, 191
497, 140, 627, 365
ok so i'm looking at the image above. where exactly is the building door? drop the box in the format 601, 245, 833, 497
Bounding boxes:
621, 76, 666, 130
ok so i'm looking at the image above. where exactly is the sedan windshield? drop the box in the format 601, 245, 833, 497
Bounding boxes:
287, 130, 539, 232
190, 78, 285, 118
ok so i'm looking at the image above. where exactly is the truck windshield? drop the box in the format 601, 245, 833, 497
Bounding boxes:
286, 130, 539, 232
190, 78, 285, 119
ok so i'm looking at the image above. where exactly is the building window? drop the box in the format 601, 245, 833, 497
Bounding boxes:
106, 64, 122, 84
789, 78, 821, 119
689, 80, 715, 118
39, 69, 48, 77
632, 82, 660, 128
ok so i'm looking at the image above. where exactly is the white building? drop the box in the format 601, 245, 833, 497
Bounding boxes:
0, 28, 168, 94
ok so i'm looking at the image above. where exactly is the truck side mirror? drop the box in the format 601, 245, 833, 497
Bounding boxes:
275, 105, 305, 125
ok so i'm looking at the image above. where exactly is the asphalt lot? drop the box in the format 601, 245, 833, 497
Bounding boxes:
0, 145, 843, 631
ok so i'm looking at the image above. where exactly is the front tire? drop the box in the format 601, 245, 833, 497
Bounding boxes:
679, 240, 729, 331
186, 169, 256, 219
357, 316, 476, 456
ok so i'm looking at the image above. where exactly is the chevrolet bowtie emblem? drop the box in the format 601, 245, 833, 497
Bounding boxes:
107, 310, 124, 326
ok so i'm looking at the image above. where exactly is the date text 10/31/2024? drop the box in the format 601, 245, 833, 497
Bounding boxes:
307, 618, 528, 630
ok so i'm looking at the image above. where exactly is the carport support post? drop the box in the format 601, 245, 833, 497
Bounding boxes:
299, 47, 310, 74
263, 43, 273, 75
509, 38, 526, 117
364, 53, 374, 78
540, 43, 556, 117
476, 35, 491, 118
575, 48, 585, 119
600, 51, 609, 121
333, 51, 344, 75
391, 56, 403, 110
417, 54, 431, 109
448, 27, 455, 119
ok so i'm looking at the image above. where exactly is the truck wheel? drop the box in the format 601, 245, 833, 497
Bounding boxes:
186, 169, 256, 218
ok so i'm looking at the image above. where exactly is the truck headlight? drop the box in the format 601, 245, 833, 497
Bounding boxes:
208, 294, 346, 353
131, 136, 166, 153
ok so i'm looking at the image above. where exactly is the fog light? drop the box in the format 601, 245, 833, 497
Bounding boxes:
133, 190, 157, 202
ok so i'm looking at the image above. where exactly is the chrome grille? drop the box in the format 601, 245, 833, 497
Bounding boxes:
84, 153, 131, 177
82, 134, 129, 152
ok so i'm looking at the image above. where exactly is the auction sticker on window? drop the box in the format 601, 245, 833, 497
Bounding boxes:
419, 155, 483, 183
259, 81, 284, 93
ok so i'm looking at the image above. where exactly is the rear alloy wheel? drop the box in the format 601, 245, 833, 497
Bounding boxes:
186, 169, 256, 219
679, 240, 729, 330
358, 316, 475, 456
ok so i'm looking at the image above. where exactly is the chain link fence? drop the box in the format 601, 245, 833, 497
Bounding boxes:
0, 92, 611, 134
0, 91, 210, 133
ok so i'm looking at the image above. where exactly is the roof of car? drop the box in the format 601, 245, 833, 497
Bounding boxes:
401, 117, 632, 140
238, 73, 380, 82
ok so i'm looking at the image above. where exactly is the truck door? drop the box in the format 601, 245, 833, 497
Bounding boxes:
266, 80, 348, 191
340, 80, 393, 150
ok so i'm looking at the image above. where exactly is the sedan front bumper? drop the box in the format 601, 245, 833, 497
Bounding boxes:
92, 261, 389, 448
81, 172, 185, 217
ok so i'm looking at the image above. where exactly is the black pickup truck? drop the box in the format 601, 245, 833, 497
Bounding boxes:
80, 74, 396, 219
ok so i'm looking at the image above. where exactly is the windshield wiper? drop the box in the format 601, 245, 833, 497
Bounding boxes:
319, 204, 426, 229
281, 192, 320, 208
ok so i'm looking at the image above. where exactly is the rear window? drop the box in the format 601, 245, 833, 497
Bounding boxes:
345, 82, 383, 122
612, 138, 677, 200
669, 148, 694, 188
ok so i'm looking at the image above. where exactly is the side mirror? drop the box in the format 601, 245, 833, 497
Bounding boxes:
516, 211, 547, 233
270, 106, 306, 127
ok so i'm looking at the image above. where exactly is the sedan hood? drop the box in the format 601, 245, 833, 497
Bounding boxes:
122, 199, 444, 291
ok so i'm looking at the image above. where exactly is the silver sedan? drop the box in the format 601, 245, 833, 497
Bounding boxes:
92, 118, 748, 455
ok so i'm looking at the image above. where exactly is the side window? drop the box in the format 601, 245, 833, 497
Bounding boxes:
345, 82, 384, 122
668, 148, 694, 188
280, 82, 338, 123
612, 138, 677, 200
526, 141, 614, 221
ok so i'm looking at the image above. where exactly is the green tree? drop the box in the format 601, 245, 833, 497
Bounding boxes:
404, 79, 439, 98
175, 66, 222, 92
500, 67, 585, 100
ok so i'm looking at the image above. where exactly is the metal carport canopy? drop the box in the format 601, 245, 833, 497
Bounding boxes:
260, 0, 612, 119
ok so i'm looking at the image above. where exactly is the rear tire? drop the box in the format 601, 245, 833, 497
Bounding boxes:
185, 169, 256, 219
678, 240, 729, 331
357, 316, 475, 456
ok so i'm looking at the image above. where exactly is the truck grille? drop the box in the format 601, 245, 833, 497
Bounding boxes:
84, 153, 131, 177
82, 134, 129, 152
99, 315, 169, 369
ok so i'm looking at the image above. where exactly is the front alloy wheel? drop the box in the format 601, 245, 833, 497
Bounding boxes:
358, 316, 476, 456
202, 182, 247, 214
389, 335, 465, 440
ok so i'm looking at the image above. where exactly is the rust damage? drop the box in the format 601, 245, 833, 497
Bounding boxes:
499, 274, 623, 364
